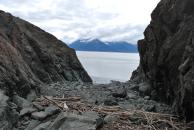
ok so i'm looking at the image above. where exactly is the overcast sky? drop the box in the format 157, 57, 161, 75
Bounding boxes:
0, 0, 160, 44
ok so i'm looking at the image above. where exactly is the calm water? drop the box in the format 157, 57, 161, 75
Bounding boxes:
76, 51, 139, 84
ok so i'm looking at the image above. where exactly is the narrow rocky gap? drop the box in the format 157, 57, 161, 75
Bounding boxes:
1, 0, 194, 129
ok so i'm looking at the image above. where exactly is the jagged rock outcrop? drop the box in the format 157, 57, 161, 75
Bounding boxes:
133, 0, 194, 121
0, 10, 92, 97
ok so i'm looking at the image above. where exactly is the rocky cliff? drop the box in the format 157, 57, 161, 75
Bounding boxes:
0, 10, 92, 97
133, 0, 194, 121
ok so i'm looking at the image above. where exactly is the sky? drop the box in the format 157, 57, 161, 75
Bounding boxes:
0, 0, 160, 44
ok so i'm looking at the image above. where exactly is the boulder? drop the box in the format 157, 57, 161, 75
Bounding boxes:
12, 94, 32, 109
20, 107, 37, 116
112, 86, 127, 98
138, 82, 151, 96
47, 112, 100, 130
30, 106, 61, 121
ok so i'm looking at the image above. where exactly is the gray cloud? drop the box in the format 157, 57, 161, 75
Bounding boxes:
0, 0, 154, 44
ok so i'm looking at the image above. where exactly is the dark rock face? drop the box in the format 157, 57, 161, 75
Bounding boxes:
0, 10, 92, 97
133, 0, 194, 121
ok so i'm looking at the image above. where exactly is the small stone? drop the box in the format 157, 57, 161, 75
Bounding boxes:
104, 115, 120, 124
127, 92, 137, 99
20, 107, 37, 116
144, 105, 156, 112
128, 116, 141, 122
144, 96, 150, 100
31, 111, 48, 120
22, 121, 30, 126
32, 102, 44, 111
45, 105, 60, 116
104, 99, 118, 106
112, 87, 127, 98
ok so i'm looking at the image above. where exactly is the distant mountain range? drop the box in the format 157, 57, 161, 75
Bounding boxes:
69, 39, 138, 53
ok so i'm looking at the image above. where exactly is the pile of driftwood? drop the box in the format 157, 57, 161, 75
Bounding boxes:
33, 96, 187, 130
101, 110, 187, 130
94, 106, 187, 130
33, 96, 93, 112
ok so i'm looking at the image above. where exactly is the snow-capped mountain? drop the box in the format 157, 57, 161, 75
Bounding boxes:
69, 39, 138, 53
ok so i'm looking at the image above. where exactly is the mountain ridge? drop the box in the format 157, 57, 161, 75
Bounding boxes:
69, 39, 138, 53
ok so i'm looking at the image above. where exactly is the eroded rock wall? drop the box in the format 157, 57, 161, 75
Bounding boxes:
0, 10, 92, 97
134, 0, 194, 121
